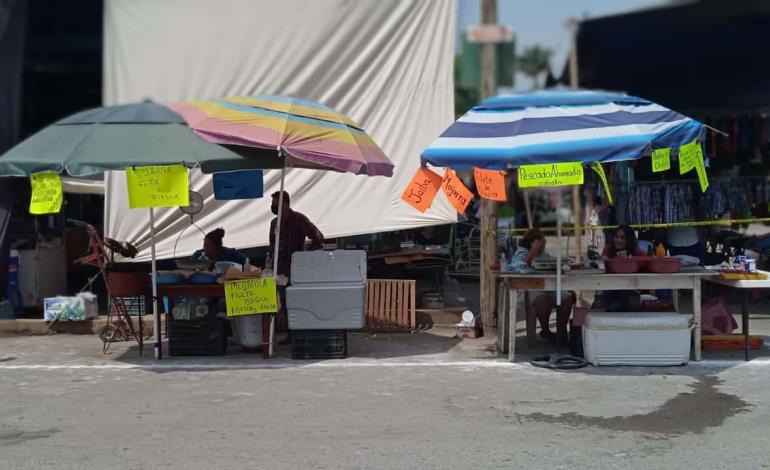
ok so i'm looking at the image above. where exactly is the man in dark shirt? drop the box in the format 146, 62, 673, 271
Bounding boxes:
269, 191, 324, 279
269, 191, 324, 340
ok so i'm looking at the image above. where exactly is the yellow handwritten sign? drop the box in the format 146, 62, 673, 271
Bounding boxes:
224, 278, 278, 317
678, 140, 702, 175
29, 172, 63, 215
518, 162, 583, 188
652, 148, 671, 173
695, 162, 709, 192
125, 165, 189, 209
590, 162, 613, 205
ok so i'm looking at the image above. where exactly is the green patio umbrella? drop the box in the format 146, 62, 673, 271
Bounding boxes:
0, 101, 276, 360
0, 100, 283, 177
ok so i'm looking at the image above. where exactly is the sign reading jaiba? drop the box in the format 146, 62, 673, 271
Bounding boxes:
517, 162, 584, 188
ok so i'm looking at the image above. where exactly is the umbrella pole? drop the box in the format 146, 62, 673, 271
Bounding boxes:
150, 207, 161, 360
270, 152, 287, 358
556, 190, 562, 307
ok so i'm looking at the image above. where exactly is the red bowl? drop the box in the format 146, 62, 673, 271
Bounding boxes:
631, 255, 652, 272
649, 257, 681, 273
605, 257, 640, 274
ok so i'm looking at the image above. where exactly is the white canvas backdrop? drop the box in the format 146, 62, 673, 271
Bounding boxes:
103, 0, 457, 261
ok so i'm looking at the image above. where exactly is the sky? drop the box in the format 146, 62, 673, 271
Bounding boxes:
456, 0, 669, 90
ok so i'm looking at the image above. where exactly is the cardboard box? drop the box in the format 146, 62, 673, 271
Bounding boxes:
43, 293, 97, 321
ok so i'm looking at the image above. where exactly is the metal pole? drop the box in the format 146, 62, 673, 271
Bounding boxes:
556, 190, 562, 306
150, 207, 161, 360
269, 149, 287, 358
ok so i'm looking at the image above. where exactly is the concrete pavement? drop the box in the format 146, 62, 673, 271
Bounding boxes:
1, 328, 769, 469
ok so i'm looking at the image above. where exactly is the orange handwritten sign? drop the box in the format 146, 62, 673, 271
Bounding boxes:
401, 167, 443, 212
473, 168, 507, 201
442, 169, 474, 213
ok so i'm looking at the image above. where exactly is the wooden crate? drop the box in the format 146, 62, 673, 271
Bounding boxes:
366, 279, 416, 332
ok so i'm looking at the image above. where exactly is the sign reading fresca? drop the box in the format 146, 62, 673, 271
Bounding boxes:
517, 162, 584, 188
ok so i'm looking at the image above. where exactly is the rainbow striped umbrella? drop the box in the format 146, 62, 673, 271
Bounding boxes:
165, 95, 393, 177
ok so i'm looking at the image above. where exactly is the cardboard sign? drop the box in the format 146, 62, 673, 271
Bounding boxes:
29, 172, 63, 215
224, 277, 278, 316
652, 148, 671, 173
125, 165, 189, 209
401, 167, 443, 212
517, 162, 584, 188
473, 168, 507, 201
589, 162, 613, 205
441, 169, 474, 213
678, 140, 702, 175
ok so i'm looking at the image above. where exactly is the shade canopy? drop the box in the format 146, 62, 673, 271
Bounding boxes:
0, 101, 279, 177
421, 89, 705, 169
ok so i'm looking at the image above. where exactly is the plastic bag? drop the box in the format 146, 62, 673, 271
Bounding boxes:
701, 297, 738, 335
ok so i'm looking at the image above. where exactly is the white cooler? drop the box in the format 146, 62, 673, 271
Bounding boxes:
583, 312, 692, 366
286, 250, 366, 330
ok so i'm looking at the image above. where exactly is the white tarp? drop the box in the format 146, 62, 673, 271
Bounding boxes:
103, 0, 456, 261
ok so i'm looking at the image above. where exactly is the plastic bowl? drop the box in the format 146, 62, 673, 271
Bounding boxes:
605, 257, 640, 274
649, 257, 681, 274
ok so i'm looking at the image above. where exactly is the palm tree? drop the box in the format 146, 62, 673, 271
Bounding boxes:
517, 45, 553, 90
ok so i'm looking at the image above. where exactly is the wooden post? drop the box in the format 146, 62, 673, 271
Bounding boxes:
479, 0, 498, 335
568, 18, 582, 265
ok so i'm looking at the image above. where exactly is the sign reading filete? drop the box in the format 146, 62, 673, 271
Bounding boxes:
401, 167, 443, 212
29, 172, 63, 215
517, 162, 583, 188
224, 278, 278, 317
473, 168, 507, 201
125, 165, 189, 209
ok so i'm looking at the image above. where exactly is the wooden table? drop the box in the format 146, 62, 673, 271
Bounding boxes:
705, 271, 770, 361
496, 269, 717, 362
157, 284, 274, 359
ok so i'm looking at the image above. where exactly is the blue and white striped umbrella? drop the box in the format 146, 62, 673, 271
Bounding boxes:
421, 89, 705, 169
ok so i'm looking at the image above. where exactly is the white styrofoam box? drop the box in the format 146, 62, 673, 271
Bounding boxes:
287, 283, 365, 330
583, 312, 692, 366
290, 250, 366, 284
43, 293, 98, 321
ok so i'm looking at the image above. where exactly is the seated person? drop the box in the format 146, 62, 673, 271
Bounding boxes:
192, 228, 248, 271
510, 228, 575, 343
594, 225, 645, 311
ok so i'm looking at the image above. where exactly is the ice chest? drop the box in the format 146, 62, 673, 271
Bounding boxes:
287, 250, 366, 330
583, 312, 692, 366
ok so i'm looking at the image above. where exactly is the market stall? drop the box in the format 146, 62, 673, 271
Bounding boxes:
411, 88, 715, 364
0, 96, 394, 360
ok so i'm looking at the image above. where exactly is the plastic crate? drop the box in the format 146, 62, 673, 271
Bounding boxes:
169, 318, 227, 356
291, 329, 347, 360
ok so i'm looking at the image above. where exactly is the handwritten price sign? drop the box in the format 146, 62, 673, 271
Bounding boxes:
518, 162, 583, 188
224, 278, 278, 317
401, 167, 442, 212
651, 148, 671, 173
125, 165, 189, 209
473, 168, 507, 201
29, 172, 63, 215
678, 140, 702, 175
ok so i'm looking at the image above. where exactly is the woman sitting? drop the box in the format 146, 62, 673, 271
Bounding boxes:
510, 228, 575, 343
192, 228, 248, 271
594, 225, 645, 311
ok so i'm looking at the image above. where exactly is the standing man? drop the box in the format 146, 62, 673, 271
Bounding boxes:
269, 191, 324, 340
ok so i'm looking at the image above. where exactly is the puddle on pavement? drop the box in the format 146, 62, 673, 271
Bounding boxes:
519, 376, 751, 437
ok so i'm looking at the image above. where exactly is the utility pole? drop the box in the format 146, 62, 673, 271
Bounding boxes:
479, 0, 497, 335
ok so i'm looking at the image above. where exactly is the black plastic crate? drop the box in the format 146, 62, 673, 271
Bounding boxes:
169, 318, 227, 356
291, 329, 347, 360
